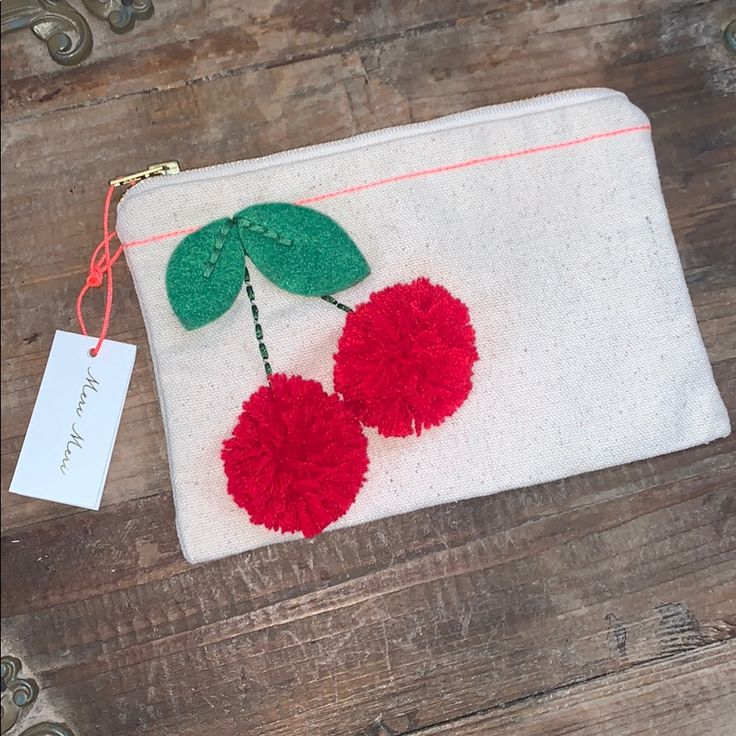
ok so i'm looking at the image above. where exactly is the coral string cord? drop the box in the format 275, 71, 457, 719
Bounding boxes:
76, 184, 126, 356
118, 124, 651, 255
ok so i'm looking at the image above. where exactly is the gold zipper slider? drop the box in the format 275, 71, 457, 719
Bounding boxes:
109, 161, 181, 188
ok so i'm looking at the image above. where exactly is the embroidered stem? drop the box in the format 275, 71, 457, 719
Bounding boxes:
321, 295, 353, 313
243, 263, 272, 379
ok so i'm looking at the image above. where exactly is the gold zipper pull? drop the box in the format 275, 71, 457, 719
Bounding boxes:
109, 161, 181, 188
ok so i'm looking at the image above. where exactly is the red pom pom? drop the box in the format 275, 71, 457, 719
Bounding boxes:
334, 278, 478, 437
221, 374, 369, 537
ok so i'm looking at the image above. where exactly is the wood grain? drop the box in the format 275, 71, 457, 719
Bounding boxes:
1, 0, 735, 734
420, 643, 736, 736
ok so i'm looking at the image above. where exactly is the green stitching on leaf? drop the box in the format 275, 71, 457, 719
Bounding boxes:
234, 203, 370, 296
237, 217, 293, 247
202, 219, 233, 278
166, 219, 244, 330
165, 203, 370, 337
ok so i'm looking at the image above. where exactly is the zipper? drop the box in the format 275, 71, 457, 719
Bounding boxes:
110, 161, 181, 188
118, 87, 627, 203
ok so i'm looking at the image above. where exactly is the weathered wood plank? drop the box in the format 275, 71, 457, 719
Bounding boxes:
0, 0, 493, 119
4, 0, 724, 120
419, 642, 736, 736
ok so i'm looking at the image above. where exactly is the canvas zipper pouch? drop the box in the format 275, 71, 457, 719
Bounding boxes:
116, 87, 730, 564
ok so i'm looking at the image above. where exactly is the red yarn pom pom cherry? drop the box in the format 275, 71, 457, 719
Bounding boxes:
222, 374, 369, 537
334, 278, 478, 437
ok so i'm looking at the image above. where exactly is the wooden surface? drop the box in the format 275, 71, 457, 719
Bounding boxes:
1, 1, 735, 734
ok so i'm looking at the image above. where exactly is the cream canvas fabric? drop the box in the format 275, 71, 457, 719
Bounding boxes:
117, 88, 730, 564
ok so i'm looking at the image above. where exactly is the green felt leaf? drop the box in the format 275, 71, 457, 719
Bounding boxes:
166, 219, 245, 330
234, 203, 369, 296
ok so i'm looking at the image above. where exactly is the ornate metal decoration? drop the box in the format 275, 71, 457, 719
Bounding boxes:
81, 0, 153, 35
1, 0, 154, 67
1, 656, 39, 734
1, 1, 92, 66
1, 657, 75, 736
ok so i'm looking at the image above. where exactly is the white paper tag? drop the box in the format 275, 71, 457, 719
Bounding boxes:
9, 330, 136, 510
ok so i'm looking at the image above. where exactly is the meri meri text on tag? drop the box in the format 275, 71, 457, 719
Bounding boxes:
9, 331, 136, 510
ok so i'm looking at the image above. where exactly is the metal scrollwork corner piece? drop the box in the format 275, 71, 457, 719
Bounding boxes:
1, 0, 93, 66
81, 0, 154, 35
1, 656, 39, 734
1, 0, 154, 67
19, 724, 75, 736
